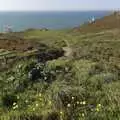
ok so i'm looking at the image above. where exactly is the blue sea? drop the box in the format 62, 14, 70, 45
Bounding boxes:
0, 11, 111, 32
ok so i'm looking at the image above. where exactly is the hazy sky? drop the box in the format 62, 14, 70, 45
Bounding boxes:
0, 0, 120, 11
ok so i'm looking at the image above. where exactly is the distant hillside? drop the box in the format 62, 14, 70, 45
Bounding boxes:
73, 11, 120, 33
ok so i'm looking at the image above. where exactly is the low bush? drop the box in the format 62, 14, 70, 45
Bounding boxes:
2, 93, 17, 108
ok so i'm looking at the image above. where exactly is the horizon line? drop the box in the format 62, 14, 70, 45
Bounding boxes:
0, 10, 115, 12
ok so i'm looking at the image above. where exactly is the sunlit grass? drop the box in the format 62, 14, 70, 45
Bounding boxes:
0, 26, 120, 119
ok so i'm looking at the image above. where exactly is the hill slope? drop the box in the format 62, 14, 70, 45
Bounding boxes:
73, 11, 120, 33
0, 13, 120, 120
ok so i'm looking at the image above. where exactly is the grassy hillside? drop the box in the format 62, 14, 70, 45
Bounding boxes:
0, 13, 120, 120
73, 11, 120, 33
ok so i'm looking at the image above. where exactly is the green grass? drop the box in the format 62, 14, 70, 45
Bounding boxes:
0, 49, 17, 60
0, 25, 120, 120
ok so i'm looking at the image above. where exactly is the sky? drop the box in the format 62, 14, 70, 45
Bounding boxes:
0, 0, 120, 11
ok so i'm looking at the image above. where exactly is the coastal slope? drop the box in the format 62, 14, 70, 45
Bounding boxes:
0, 12, 120, 120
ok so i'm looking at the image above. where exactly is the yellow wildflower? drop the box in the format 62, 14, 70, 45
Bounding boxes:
82, 113, 85, 117
13, 106, 16, 110
15, 105, 18, 109
36, 103, 39, 107
97, 104, 102, 107
67, 104, 71, 107
13, 105, 18, 110
72, 96, 75, 100
82, 101, 86, 105
13, 102, 17, 106
60, 111, 63, 115
39, 93, 42, 97
96, 108, 100, 112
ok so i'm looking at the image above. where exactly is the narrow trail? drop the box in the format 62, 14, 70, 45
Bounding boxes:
62, 47, 73, 57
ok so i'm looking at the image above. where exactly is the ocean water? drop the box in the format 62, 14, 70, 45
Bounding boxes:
0, 11, 111, 32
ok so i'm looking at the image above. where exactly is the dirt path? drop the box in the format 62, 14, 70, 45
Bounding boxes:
62, 47, 73, 57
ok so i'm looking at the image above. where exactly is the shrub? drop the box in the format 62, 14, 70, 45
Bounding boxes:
24, 61, 37, 72
28, 63, 56, 83
28, 68, 41, 81
2, 93, 17, 108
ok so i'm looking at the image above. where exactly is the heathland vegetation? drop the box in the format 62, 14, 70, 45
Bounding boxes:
0, 12, 120, 120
